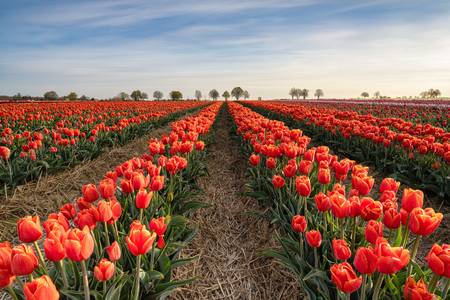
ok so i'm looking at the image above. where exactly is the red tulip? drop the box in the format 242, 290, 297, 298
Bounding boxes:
318, 168, 331, 185
375, 238, 410, 274
120, 179, 133, 195
383, 208, 401, 229
283, 163, 297, 178
60, 203, 76, 220
295, 176, 311, 197
150, 175, 165, 191
23, 275, 59, 300
126, 221, 157, 256
249, 154, 260, 166
64, 227, 94, 261
149, 217, 167, 236
266, 157, 277, 169
348, 195, 361, 217
330, 262, 362, 293
426, 243, 450, 278
314, 192, 331, 212
272, 175, 285, 189
17, 216, 43, 243
11, 244, 39, 276
353, 246, 377, 274
408, 207, 442, 236
0, 146, 11, 160
94, 258, 115, 282
299, 159, 313, 175
403, 277, 433, 300
291, 215, 307, 233
351, 175, 374, 196
359, 197, 383, 221
330, 192, 349, 219
379, 178, 400, 193
305, 230, 322, 248
99, 178, 116, 199
97, 200, 113, 222
332, 239, 351, 260
0, 242, 15, 288
135, 189, 153, 209
74, 208, 98, 230
82, 184, 99, 203
44, 229, 66, 262
365, 220, 383, 245
401, 189, 423, 213
106, 241, 122, 262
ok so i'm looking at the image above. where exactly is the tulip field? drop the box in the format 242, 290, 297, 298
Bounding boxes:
0, 100, 449, 300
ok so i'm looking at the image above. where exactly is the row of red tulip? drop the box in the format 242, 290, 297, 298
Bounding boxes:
0, 102, 222, 299
228, 102, 447, 300
0, 101, 206, 189
242, 101, 449, 198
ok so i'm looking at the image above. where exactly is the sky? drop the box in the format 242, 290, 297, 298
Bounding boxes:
1, 0, 449, 99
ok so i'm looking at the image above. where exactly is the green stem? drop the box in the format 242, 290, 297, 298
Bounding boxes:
442, 278, 450, 299
150, 245, 156, 271
372, 274, 384, 300
7, 286, 19, 300
428, 273, 440, 293
132, 255, 141, 300
80, 260, 90, 300
33, 241, 48, 274
402, 216, 410, 247
407, 235, 422, 277
299, 233, 304, 260
351, 218, 358, 252
92, 229, 100, 259
104, 222, 111, 247
314, 248, 318, 269
56, 261, 69, 289
103, 281, 107, 296
139, 208, 144, 222
359, 274, 367, 300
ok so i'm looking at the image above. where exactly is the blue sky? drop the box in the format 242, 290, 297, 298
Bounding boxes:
1, 0, 449, 99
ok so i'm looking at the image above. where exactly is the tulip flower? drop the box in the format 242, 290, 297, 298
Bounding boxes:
383, 208, 401, 229
359, 197, 383, 221
24, 275, 59, 300
17, 216, 43, 243
120, 179, 133, 195
150, 217, 167, 249
97, 200, 113, 223
365, 220, 383, 245
318, 168, 331, 185
99, 178, 116, 199
351, 175, 374, 196
379, 178, 400, 193
314, 192, 331, 212
375, 238, 410, 274
266, 157, 277, 169
305, 230, 322, 248
330, 262, 362, 294
291, 215, 307, 233
401, 189, 424, 213
0, 146, 11, 160
272, 175, 285, 189
150, 175, 165, 191
403, 277, 433, 300
298, 159, 313, 175
0, 242, 15, 288
249, 154, 260, 166
82, 184, 99, 203
94, 258, 115, 282
408, 207, 443, 236
11, 244, 39, 276
333, 239, 351, 261
74, 208, 98, 230
330, 192, 349, 219
295, 176, 311, 197
353, 246, 377, 274
106, 241, 121, 262
44, 230, 66, 262
126, 222, 157, 256
426, 243, 450, 278
283, 163, 297, 178
64, 227, 94, 262
60, 203, 76, 220
135, 189, 153, 209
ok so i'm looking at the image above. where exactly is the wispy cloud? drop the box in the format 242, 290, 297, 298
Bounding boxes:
0, 0, 449, 98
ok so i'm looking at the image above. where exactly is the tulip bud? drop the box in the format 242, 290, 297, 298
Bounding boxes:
330, 262, 362, 293
17, 216, 43, 243
11, 244, 39, 276
305, 230, 322, 248
24, 275, 59, 300
106, 241, 121, 262
332, 239, 351, 260
291, 215, 307, 233
94, 258, 115, 282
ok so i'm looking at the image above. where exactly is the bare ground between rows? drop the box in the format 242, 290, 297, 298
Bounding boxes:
0, 125, 172, 242
170, 109, 300, 300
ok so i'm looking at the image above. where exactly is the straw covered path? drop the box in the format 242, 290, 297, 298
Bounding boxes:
171, 105, 300, 300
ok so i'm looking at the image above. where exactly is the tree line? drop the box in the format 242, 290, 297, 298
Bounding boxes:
289, 88, 324, 100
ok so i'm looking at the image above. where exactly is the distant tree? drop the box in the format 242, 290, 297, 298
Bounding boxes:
67, 92, 78, 100
361, 92, 369, 98
80, 95, 88, 100
374, 91, 381, 99
289, 87, 299, 100
44, 91, 58, 100
141, 92, 148, 100
12, 93, 22, 100
130, 90, 143, 101
231, 87, 244, 100
209, 89, 219, 100
243, 90, 250, 100
300, 89, 309, 100
153, 90, 163, 100
170, 91, 183, 101
425, 88, 441, 99
117, 92, 129, 100
222, 91, 230, 101
194, 90, 202, 101
314, 89, 323, 100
